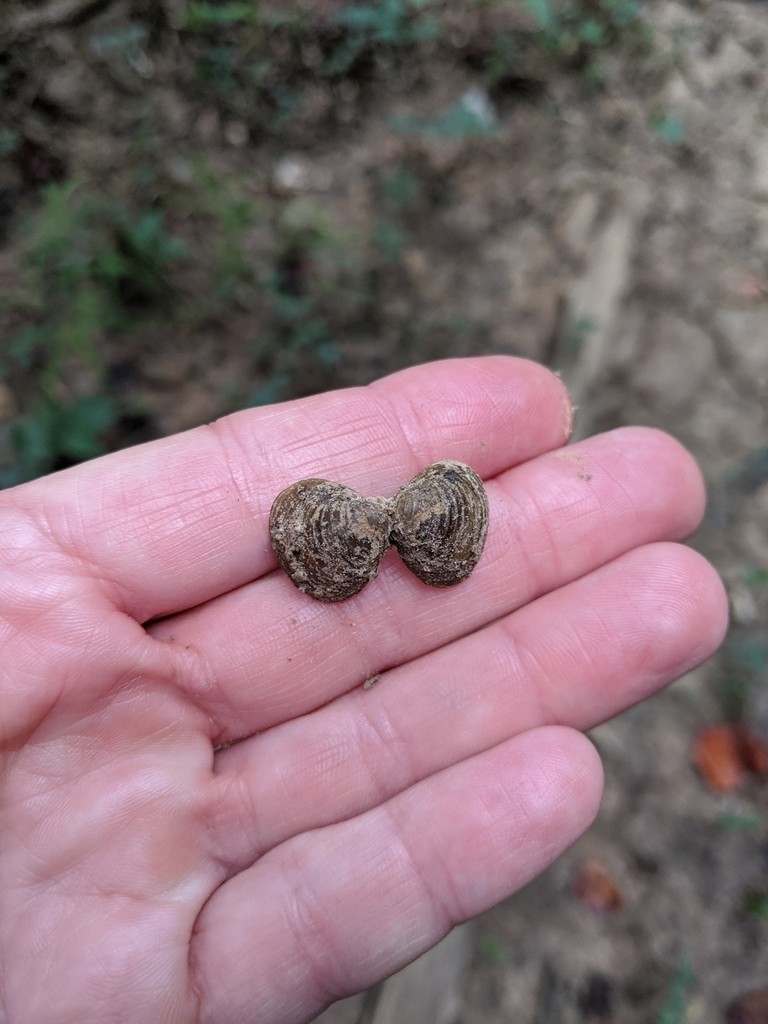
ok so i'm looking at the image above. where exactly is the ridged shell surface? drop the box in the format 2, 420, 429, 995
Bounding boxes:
269, 478, 394, 602
391, 460, 489, 587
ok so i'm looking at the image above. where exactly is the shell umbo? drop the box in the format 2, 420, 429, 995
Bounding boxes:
390, 461, 489, 588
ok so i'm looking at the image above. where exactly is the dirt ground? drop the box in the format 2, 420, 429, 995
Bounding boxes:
1, 1, 768, 1021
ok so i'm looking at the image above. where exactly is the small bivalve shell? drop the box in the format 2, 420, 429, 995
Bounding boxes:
391, 460, 489, 587
269, 479, 394, 603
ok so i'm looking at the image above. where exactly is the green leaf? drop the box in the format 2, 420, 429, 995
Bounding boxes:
8, 326, 43, 370
578, 18, 605, 45
658, 959, 695, 1024
524, 0, 558, 34
392, 95, 496, 140
373, 220, 407, 263
58, 395, 116, 459
743, 890, 768, 917
10, 412, 54, 477
478, 934, 506, 964
743, 566, 768, 588
651, 114, 686, 146
717, 809, 761, 833
184, 2, 258, 30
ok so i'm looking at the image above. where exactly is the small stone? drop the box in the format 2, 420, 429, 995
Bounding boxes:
224, 121, 248, 148
273, 155, 311, 194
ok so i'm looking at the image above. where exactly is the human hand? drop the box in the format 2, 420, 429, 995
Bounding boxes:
0, 357, 727, 1024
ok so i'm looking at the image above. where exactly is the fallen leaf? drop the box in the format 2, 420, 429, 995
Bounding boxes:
574, 860, 622, 913
725, 987, 768, 1024
693, 724, 768, 792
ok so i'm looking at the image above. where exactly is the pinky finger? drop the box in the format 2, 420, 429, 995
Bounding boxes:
192, 726, 603, 1024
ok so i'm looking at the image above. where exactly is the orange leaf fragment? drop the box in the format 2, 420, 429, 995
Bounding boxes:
693, 724, 768, 792
574, 860, 622, 914
725, 987, 768, 1024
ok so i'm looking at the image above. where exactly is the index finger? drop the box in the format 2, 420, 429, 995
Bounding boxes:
7, 357, 572, 621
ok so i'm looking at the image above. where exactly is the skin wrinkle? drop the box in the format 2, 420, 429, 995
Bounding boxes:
157, 638, 228, 741
370, 373, 453, 463
290, 414, 398, 480
499, 483, 567, 603
103, 468, 243, 593
378, 360, 559, 470
201, 420, 264, 523
465, 367, 519, 439
364, 387, 427, 482
587, 596, 654, 677
240, 389, 404, 498
204, 771, 260, 873
494, 613, 557, 729
619, 547, 719, 674
277, 847, 362, 1008
378, 792, 458, 939
351, 696, 416, 811
351, 561, 412, 673
592, 429, 704, 540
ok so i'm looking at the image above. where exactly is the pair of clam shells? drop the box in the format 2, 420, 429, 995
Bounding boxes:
269, 460, 489, 602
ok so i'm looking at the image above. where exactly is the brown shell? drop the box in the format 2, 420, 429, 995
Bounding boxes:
269, 478, 394, 602
391, 460, 489, 587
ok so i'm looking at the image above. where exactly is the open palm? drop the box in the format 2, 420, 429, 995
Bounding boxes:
0, 358, 726, 1024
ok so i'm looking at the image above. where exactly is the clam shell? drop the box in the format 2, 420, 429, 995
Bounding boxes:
269, 479, 394, 602
391, 461, 489, 587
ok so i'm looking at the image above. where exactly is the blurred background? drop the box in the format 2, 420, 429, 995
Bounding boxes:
1, 0, 767, 1020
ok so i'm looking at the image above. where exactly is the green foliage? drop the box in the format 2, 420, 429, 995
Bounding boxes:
718, 809, 762, 833
2, 396, 116, 488
0, 180, 186, 485
0, 127, 18, 158
334, 0, 438, 43
651, 112, 686, 145
372, 164, 424, 263
382, 166, 422, 210
183, 3, 260, 31
566, 315, 598, 355
182, 0, 442, 130
241, 198, 370, 405
328, 0, 439, 72
524, 0, 649, 64
392, 92, 496, 140
657, 959, 695, 1024
373, 220, 407, 263
734, 445, 768, 492
477, 933, 506, 964
742, 890, 768, 918
714, 628, 768, 723
184, 158, 260, 310
743, 565, 768, 589
21, 180, 185, 330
